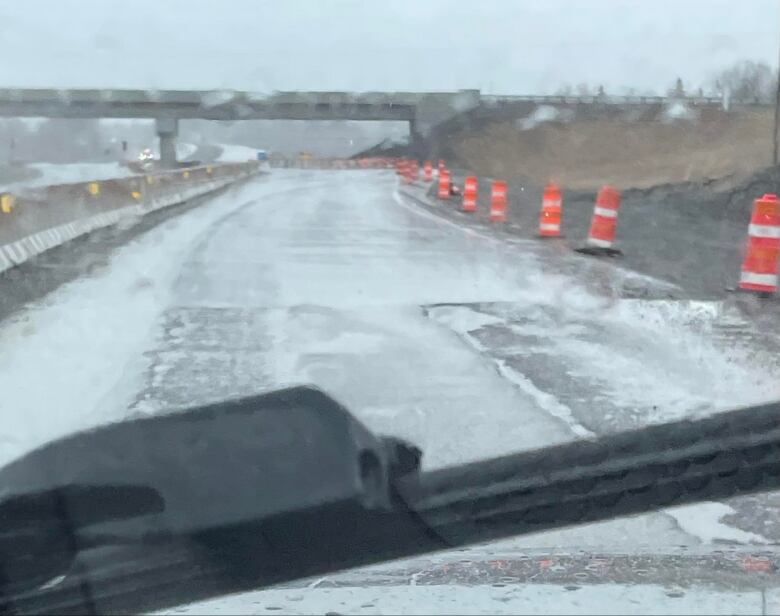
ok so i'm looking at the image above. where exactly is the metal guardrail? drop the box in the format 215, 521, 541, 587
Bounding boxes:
480, 94, 771, 107
0, 162, 262, 272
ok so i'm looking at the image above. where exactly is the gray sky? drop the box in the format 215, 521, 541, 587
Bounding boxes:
0, 0, 777, 93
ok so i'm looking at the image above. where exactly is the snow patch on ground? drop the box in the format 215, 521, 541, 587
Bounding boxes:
516, 105, 574, 130
0, 179, 274, 468
216, 143, 260, 163
428, 304, 504, 334
667, 503, 770, 545
602, 299, 780, 419
662, 101, 699, 123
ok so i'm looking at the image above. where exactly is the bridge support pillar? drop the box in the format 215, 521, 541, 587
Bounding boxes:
408, 119, 425, 160
156, 118, 179, 168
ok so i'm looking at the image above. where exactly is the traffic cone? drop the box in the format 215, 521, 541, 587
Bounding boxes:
539, 182, 563, 237
462, 176, 478, 212
738, 193, 780, 295
438, 169, 451, 199
577, 185, 621, 256
489, 180, 507, 222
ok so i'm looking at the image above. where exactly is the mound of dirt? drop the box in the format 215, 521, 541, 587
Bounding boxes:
427, 163, 780, 300
453, 108, 774, 190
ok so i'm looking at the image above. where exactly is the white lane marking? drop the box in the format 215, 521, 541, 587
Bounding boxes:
393, 189, 501, 244
495, 359, 596, 438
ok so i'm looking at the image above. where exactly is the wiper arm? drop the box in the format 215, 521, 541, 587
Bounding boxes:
2, 387, 779, 615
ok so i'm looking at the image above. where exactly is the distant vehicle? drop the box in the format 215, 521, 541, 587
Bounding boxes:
257, 149, 268, 162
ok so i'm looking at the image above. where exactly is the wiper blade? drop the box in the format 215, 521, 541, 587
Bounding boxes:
2, 388, 779, 615
402, 399, 780, 545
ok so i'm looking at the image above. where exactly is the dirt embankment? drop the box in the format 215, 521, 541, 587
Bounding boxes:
453, 108, 775, 190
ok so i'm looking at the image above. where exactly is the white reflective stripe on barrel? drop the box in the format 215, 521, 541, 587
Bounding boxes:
740, 271, 778, 286
587, 237, 613, 248
539, 223, 560, 232
748, 224, 780, 239
593, 206, 618, 218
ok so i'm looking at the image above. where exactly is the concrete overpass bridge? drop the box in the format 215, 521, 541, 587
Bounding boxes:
0, 88, 740, 167
0, 89, 482, 166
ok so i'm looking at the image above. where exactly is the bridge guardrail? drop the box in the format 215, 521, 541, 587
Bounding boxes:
269, 157, 397, 169
0, 161, 262, 273
480, 94, 769, 107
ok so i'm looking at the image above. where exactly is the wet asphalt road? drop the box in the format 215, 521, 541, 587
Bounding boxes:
2, 170, 780, 607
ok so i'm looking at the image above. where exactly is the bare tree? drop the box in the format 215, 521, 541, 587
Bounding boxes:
575, 83, 591, 96
667, 77, 685, 98
711, 60, 776, 103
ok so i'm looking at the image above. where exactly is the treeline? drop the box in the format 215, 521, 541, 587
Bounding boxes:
554, 60, 777, 103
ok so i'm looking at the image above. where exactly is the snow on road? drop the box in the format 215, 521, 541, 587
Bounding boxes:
215, 143, 260, 162
0, 173, 285, 467
1, 169, 778, 558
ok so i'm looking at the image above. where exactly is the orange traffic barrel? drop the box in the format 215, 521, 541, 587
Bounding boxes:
539, 182, 563, 237
489, 180, 508, 222
438, 169, 451, 199
423, 160, 433, 182
586, 185, 621, 249
739, 193, 780, 294
462, 176, 478, 212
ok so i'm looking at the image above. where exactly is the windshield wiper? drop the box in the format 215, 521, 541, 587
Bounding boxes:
1, 386, 778, 615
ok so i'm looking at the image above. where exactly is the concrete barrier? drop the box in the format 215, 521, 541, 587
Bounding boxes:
269, 156, 396, 169
0, 162, 261, 273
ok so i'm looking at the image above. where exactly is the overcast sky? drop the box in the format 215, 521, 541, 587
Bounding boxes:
0, 0, 777, 93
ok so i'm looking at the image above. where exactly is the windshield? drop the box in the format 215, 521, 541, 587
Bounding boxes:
1, 0, 779, 614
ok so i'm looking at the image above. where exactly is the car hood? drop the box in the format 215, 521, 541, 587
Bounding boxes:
159, 547, 780, 615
